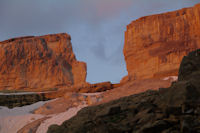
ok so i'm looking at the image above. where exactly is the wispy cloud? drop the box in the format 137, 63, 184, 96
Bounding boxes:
0, 0, 199, 83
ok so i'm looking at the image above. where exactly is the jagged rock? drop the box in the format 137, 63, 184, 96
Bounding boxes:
47, 49, 200, 133
2, 81, 115, 110
123, 3, 200, 80
178, 49, 200, 81
0, 93, 50, 108
63, 81, 115, 93
0, 33, 87, 90
34, 92, 103, 115
0, 90, 70, 108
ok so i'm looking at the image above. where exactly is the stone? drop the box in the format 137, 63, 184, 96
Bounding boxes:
108, 106, 121, 115
86, 96, 93, 105
47, 49, 200, 133
66, 81, 115, 93
178, 49, 200, 81
63, 92, 74, 99
164, 106, 182, 117
123, 3, 200, 80
0, 33, 87, 90
0, 93, 50, 108
140, 120, 171, 133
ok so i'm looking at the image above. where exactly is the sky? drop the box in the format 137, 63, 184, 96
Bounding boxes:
0, 0, 199, 83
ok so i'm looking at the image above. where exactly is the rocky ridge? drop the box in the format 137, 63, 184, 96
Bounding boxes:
47, 49, 200, 133
0, 81, 117, 109
0, 92, 51, 109
124, 3, 200, 81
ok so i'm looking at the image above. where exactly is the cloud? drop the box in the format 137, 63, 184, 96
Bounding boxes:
91, 42, 107, 61
0, 0, 198, 40
81, 0, 133, 19
0, 0, 199, 83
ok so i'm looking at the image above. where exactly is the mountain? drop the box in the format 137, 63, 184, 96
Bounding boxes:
47, 48, 200, 133
123, 3, 200, 81
0, 33, 87, 90
47, 3, 200, 133
2, 3, 200, 133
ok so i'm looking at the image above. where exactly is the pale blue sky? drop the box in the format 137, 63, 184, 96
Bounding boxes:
0, 0, 199, 83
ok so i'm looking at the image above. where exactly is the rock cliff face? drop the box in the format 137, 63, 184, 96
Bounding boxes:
124, 3, 200, 80
0, 93, 51, 108
0, 33, 87, 90
47, 49, 200, 133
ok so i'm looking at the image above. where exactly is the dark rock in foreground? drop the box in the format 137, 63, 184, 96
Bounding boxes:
47, 49, 200, 133
0, 93, 51, 108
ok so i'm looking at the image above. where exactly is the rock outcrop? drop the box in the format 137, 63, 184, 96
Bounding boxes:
0, 93, 51, 108
124, 3, 200, 80
34, 92, 103, 115
0, 90, 66, 108
0, 33, 87, 90
66, 81, 118, 93
47, 49, 200, 133
0, 81, 118, 109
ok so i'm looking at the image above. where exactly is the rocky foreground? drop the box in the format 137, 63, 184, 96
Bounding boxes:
1, 3, 200, 133
0, 81, 117, 109
48, 49, 200, 133
0, 92, 51, 108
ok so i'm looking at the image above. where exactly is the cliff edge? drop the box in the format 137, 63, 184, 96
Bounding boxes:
124, 3, 200, 80
48, 49, 200, 133
0, 33, 87, 90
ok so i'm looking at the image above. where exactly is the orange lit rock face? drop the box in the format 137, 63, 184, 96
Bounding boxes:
0, 33, 87, 90
124, 4, 200, 80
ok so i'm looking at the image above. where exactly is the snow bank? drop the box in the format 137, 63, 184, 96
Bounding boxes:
0, 114, 43, 133
0, 101, 48, 116
0, 101, 49, 133
162, 76, 178, 81
36, 104, 87, 133
0, 92, 101, 133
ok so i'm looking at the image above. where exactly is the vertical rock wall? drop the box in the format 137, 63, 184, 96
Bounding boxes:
124, 4, 200, 80
0, 33, 87, 90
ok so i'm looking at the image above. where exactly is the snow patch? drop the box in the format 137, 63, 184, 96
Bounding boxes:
36, 104, 87, 133
162, 76, 178, 81
0, 99, 56, 133
0, 92, 101, 133
0, 101, 48, 116
0, 114, 43, 133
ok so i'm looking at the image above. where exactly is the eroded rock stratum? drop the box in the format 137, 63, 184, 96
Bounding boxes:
0, 33, 87, 90
124, 3, 200, 80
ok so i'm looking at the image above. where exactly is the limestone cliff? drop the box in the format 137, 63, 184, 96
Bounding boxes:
0, 33, 87, 90
124, 3, 200, 80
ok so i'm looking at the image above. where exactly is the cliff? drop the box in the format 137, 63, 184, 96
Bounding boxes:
124, 3, 200, 80
0, 33, 87, 90
47, 49, 200, 133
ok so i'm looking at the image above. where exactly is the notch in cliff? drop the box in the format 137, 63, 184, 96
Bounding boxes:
123, 3, 200, 81
0, 33, 87, 90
